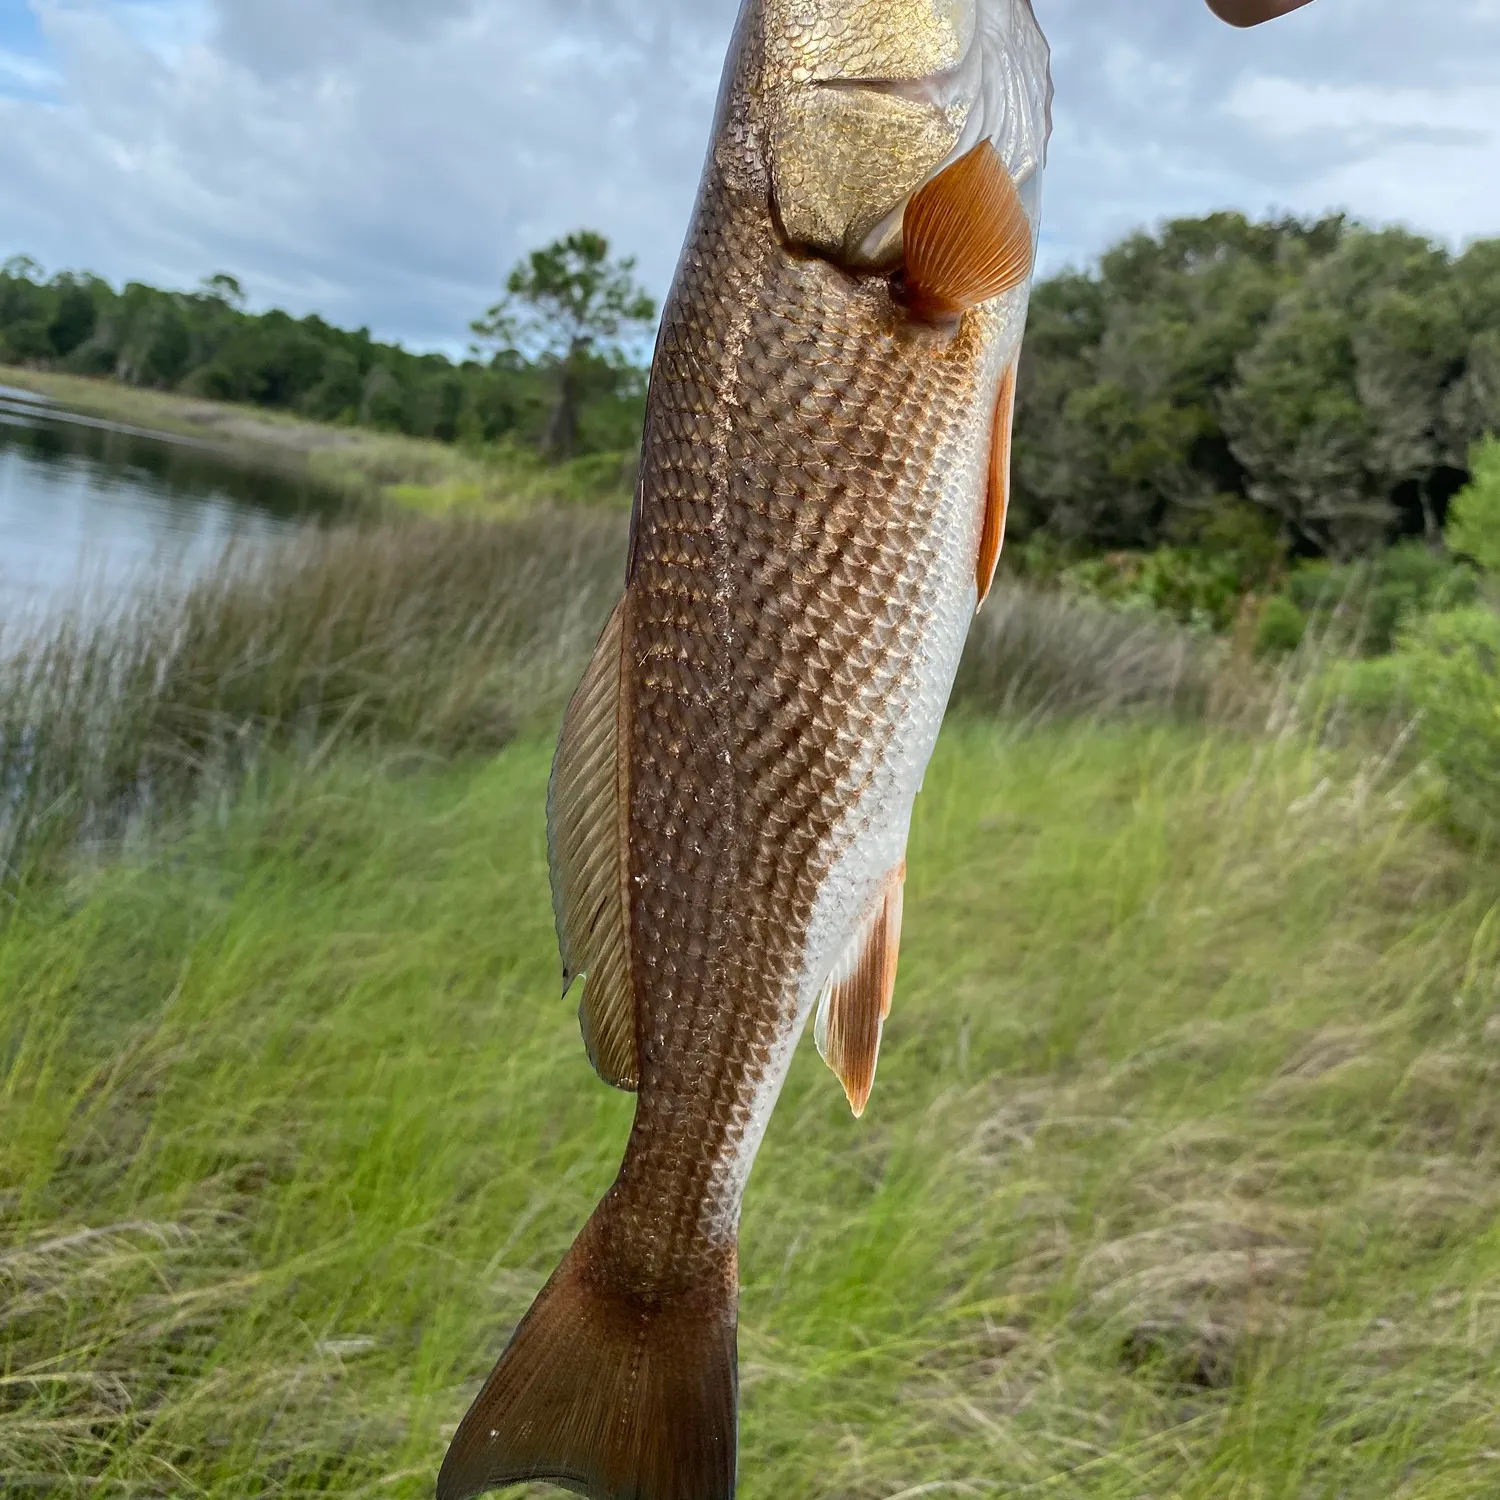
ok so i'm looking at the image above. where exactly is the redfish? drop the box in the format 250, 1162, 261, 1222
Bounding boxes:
437, 4, 1050, 1498
434, 0, 1327, 1495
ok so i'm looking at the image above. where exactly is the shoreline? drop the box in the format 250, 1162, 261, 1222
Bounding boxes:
0, 365, 373, 467
0, 365, 636, 514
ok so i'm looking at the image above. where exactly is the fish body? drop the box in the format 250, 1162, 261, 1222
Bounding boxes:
438, 4, 1051, 1499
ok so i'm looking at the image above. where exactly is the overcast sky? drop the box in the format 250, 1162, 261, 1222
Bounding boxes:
2, 0, 1498, 353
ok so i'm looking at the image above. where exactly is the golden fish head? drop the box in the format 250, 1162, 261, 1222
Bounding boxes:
754, 0, 1052, 271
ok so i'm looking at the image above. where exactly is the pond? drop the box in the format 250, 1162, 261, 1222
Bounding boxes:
0, 384, 339, 625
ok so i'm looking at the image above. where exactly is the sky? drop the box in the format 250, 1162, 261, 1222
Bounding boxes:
1, 0, 1498, 354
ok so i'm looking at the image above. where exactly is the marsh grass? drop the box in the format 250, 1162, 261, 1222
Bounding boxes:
0, 524, 1220, 889
956, 585, 1220, 722
0, 511, 627, 886
4, 718, 1500, 1496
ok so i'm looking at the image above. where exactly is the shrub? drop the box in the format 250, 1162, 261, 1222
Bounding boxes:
1399, 607, 1500, 835
1446, 437, 1500, 575
1255, 596, 1306, 656
1320, 653, 1416, 719
1059, 548, 1249, 632
1281, 543, 1479, 656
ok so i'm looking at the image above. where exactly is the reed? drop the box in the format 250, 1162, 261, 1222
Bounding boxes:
0, 515, 1219, 888
0, 512, 626, 887
955, 584, 1220, 722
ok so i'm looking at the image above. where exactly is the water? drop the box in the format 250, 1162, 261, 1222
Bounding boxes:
0, 384, 339, 625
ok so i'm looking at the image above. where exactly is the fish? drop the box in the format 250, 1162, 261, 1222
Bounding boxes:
437, 3, 1301, 1499
438, 5, 1048, 1497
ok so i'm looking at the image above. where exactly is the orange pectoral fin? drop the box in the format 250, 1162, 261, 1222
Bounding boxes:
899, 141, 1034, 324
977, 361, 1018, 606
815, 865, 906, 1119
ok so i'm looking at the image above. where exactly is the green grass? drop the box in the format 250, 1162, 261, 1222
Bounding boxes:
6, 714, 1500, 1497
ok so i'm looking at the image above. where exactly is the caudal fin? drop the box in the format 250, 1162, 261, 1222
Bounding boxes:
437, 1207, 739, 1500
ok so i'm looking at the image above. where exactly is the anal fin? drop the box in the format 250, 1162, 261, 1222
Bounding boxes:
814, 864, 906, 1119
898, 140, 1034, 323
547, 595, 637, 1091
978, 359, 1018, 606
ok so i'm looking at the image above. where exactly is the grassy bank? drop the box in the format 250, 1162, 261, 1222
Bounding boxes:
6, 503, 1494, 1495
0, 365, 636, 513
0, 513, 1213, 887
0, 512, 629, 886
5, 715, 1500, 1496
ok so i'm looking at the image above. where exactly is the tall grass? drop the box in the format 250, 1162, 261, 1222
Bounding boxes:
0, 512, 626, 886
1, 523, 1219, 888
956, 585, 1219, 721
4, 496, 1494, 1494
4, 718, 1499, 1496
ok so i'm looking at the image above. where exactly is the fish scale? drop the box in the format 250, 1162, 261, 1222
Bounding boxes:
617, 158, 1006, 1269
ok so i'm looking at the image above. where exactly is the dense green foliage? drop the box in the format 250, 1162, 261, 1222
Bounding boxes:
1393, 606, 1500, 834
1446, 434, 1500, 574
1279, 540, 1480, 656
1049, 524, 1280, 633
1311, 442, 1500, 835
0, 252, 648, 456
6, 212, 1496, 556
1015, 215, 1500, 559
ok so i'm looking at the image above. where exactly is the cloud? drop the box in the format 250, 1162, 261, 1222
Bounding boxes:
1034, 0, 1500, 268
0, 0, 1497, 352
0, 46, 58, 92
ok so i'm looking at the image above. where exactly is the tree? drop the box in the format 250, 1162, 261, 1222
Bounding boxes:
200, 273, 248, 310
1223, 229, 1470, 555
472, 230, 656, 460
48, 274, 98, 358
1014, 213, 1341, 550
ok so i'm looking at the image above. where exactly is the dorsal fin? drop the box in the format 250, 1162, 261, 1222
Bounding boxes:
978, 359, 1019, 606
899, 141, 1034, 323
814, 864, 906, 1118
547, 596, 637, 1091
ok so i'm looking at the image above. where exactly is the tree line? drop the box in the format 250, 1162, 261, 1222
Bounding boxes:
0, 236, 651, 461
3, 212, 1498, 562
1015, 213, 1500, 560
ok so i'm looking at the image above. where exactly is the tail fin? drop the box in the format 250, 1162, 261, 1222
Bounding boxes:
437, 1205, 739, 1500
